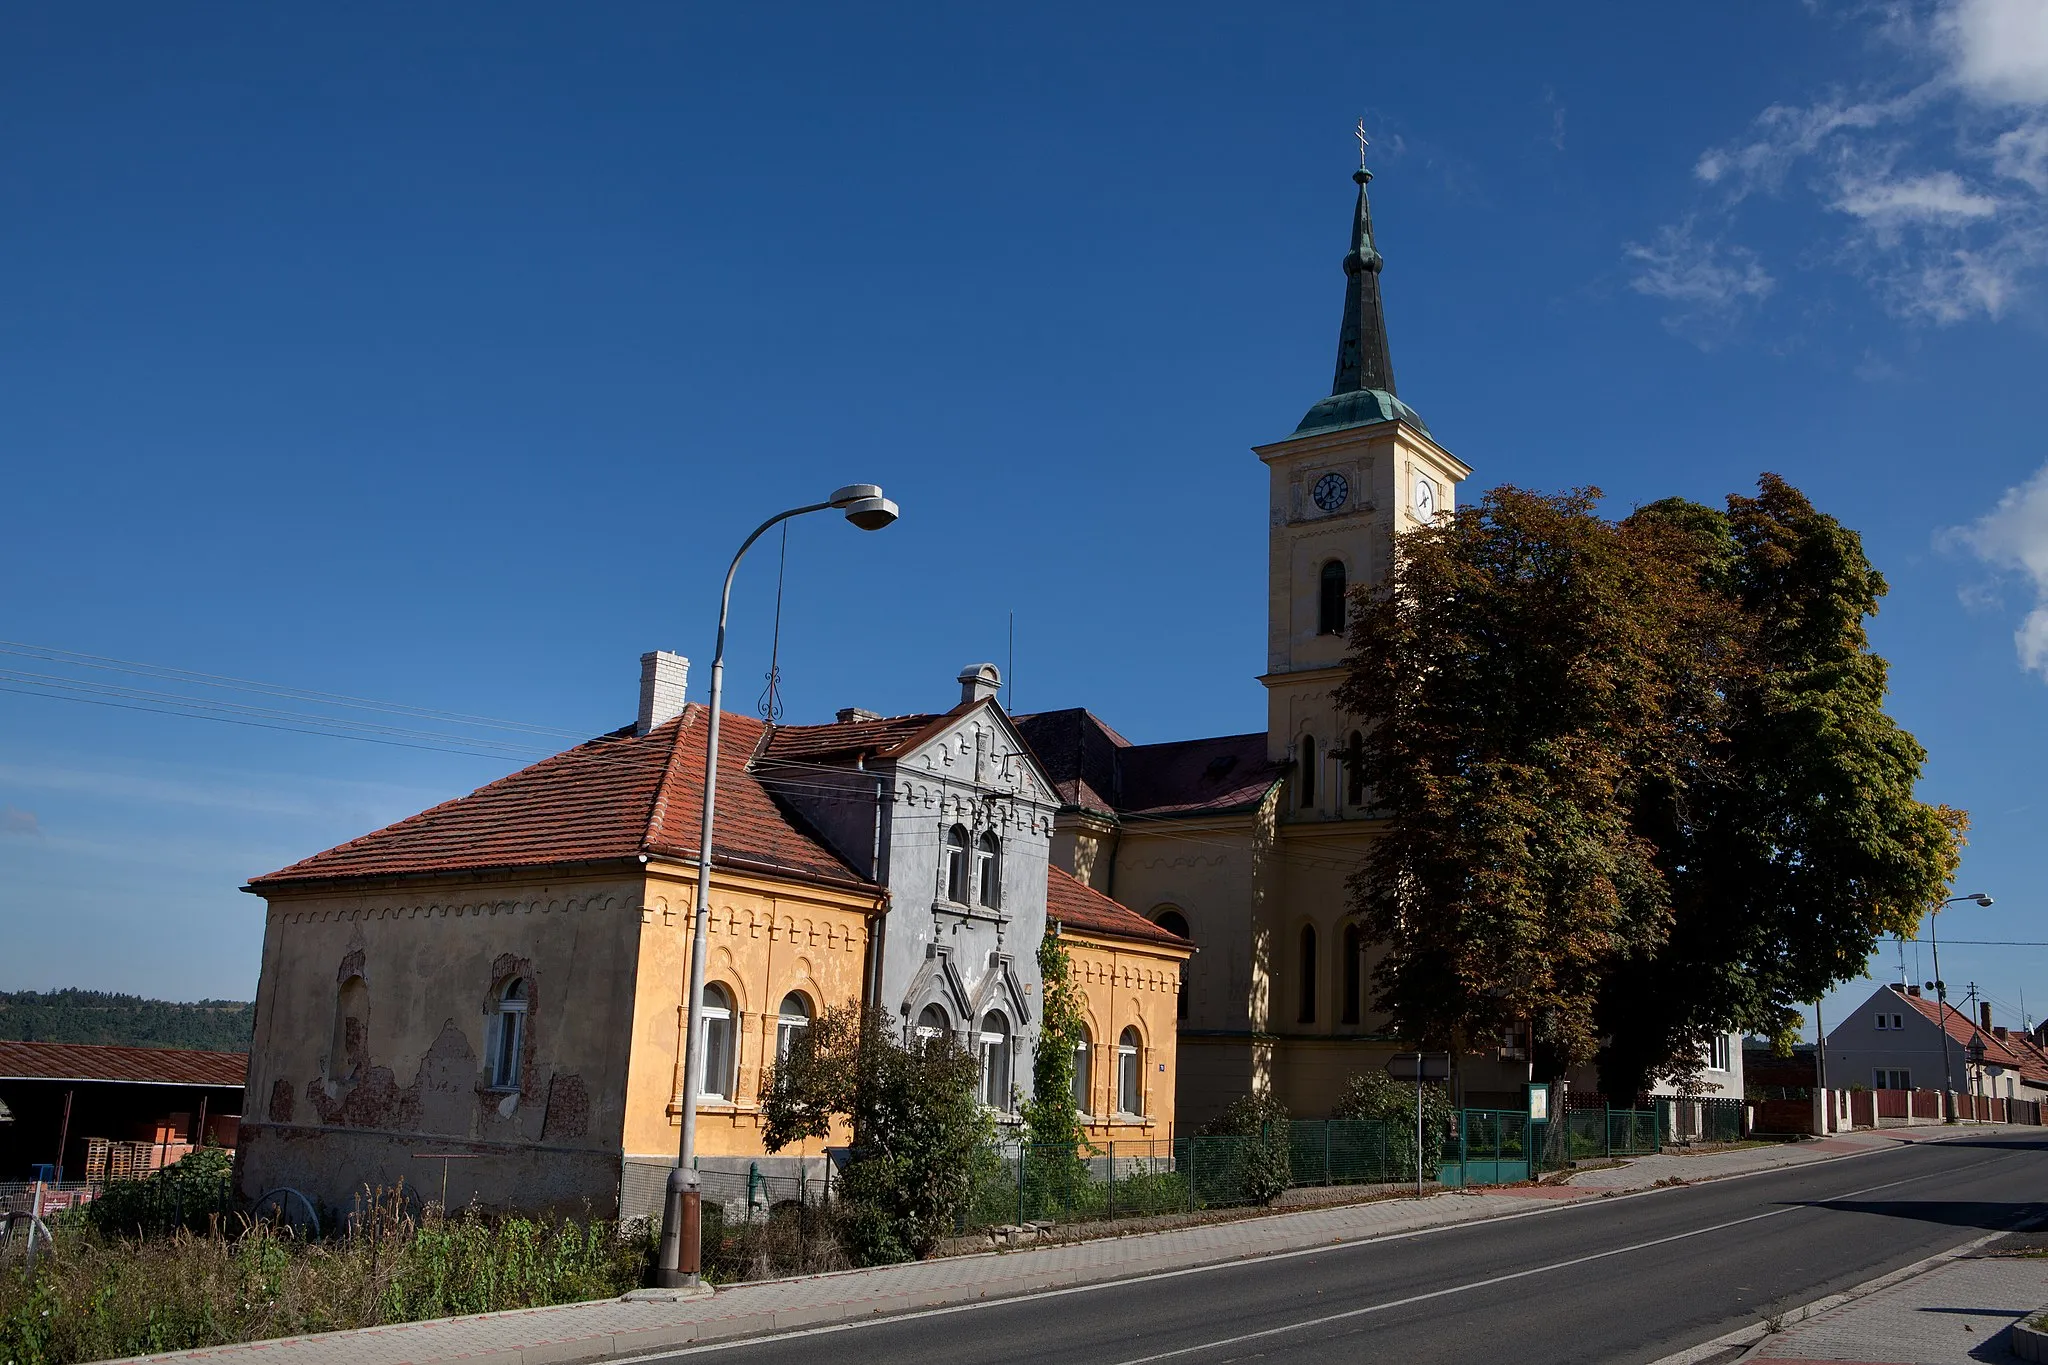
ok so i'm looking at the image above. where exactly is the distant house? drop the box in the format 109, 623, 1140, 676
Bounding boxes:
0, 1040, 245, 1182
1822, 983, 2048, 1099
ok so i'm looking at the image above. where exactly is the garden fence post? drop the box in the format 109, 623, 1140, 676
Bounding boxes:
1108, 1142, 1116, 1222
1016, 1146, 1026, 1227
1324, 1122, 1332, 1185
1188, 1140, 1198, 1213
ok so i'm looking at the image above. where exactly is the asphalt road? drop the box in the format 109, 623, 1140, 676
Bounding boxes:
661, 1131, 2048, 1365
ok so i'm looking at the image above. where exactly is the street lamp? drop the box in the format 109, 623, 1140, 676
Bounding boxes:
654, 483, 900, 1289
1926, 892, 1994, 1125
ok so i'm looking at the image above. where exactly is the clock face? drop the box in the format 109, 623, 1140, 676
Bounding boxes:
1312, 472, 1349, 513
1412, 473, 1437, 517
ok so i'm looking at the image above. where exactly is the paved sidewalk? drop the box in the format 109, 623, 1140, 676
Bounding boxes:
1742, 1251, 2048, 1364
125, 1125, 2025, 1365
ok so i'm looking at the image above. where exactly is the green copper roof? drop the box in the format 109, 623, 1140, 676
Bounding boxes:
1287, 158, 1427, 439
1294, 387, 1430, 437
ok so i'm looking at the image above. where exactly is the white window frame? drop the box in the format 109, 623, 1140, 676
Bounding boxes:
1117, 1027, 1144, 1117
775, 992, 811, 1065
698, 984, 737, 1102
487, 978, 527, 1092
979, 1012, 1012, 1111
974, 832, 1002, 910
1706, 1034, 1731, 1073
942, 825, 969, 904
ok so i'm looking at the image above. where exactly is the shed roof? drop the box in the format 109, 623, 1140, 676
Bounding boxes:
0, 1040, 247, 1088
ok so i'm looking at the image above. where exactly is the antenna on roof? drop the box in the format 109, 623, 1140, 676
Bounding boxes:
757, 523, 789, 724
1008, 611, 1015, 715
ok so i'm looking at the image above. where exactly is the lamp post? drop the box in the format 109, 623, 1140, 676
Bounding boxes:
1928, 892, 1993, 1125
653, 484, 900, 1290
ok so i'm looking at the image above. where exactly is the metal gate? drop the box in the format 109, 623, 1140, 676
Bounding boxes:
1441, 1108, 1531, 1186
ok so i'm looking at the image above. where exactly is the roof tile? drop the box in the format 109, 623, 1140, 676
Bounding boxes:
1046, 866, 1192, 950
0, 1040, 247, 1088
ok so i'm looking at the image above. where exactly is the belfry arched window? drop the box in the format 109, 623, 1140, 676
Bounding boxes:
1319, 561, 1347, 635
1298, 736, 1317, 810
943, 825, 970, 903
1345, 731, 1366, 807
1154, 908, 1192, 1022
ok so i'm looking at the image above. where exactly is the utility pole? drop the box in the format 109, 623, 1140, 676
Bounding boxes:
1814, 1001, 1829, 1135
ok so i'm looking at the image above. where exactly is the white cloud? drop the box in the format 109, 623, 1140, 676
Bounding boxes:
1937, 0, 2048, 104
1624, 221, 1775, 341
1834, 170, 2001, 221
1641, 0, 2048, 330
1946, 462, 2048, 677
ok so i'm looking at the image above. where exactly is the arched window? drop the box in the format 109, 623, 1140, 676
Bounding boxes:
330, 974, 368, 1082
915, 1002, 951, 1046
1341, 923, 1364, 1026
1319, 561, 1347, 635
1298, 736, 1317, 810
699, 984, 736, 1101
1345, 731, 1366, 807
487, 977, 527, 1091
1153, 909, 1192, 1023
979, 1012, 1012, 1110
975, 831, 1001, 909
775, 991, 812, 1063
1117, 1027, 1143, 1116
943, 825, 970, 903
1298, 924, 1318, 1024
1072, 1025, 1093, 1114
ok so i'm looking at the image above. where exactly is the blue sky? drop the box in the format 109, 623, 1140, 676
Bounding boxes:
3, 2, 2045, 1043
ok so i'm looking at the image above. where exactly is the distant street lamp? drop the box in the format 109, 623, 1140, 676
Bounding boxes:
654, 484, 900, 1289
1928, 893, 1994, 1124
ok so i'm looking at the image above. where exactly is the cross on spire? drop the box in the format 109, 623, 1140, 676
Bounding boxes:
1355, 119, 1369, 168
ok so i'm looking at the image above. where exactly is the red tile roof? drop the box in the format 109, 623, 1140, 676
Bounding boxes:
1014, 711, 1283, 820
0, 1040, 247, 1088
761, 710, 956, 764
1045, 866, 1193, 950
252, 707, 874, 891
1894, 988, 2028, 1071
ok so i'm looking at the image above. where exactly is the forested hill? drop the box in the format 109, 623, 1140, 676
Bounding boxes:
0, 989, 253, 1052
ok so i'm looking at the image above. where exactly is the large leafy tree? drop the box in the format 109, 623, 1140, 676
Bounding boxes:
1338, 477, 1962, 1096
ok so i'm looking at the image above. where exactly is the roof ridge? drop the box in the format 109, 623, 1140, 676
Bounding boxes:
643, 706, 700, 855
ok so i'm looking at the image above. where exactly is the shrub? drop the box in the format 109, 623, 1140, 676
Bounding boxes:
1331, 1072, 1454, 1176
1200, 1094, 1291, 1204
79, 1145, 236, 1239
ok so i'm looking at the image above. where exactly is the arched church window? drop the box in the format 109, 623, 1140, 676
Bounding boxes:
1341, 923, 1364, 1026
1154, 908, 1192, 1022
975, 831, 1001, 909
1298, 736, 1317, 810
1298, 924, 1318, 1024
1319, 561, 1347, 635
1345, 731, 1366, 807
487, 977, 527, 1091
943, 825, 969, 903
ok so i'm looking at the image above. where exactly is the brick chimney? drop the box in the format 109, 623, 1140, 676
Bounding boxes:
958, 663, 1002, 705
1995, 1026, 2010, 1040
637, 651, 690, 736
1906, 985, 1922, 998
1981, 1001, 1995, 1032
836, 707, 881, 724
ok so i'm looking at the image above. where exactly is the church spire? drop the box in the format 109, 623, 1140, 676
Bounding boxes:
1330, 126, 1397, 398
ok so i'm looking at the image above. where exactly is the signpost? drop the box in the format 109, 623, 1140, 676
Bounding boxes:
1388, 1052, 1452, 1195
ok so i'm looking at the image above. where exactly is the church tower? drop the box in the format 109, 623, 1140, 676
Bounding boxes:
1254, 150, 1470, 812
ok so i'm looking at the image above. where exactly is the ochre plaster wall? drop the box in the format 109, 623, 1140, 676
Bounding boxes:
620, 864, 879, 1170
1067, 931, 1189, 1144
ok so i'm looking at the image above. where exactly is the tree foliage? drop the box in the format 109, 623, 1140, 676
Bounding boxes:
1331, 1072, 1454, 1175
1199, 1093, 1291, 1205
1022, 929, 1088, 1155
759, 1004, 992, 1263
1338, 477, 1963, 1095
0, 990, 253, 1052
